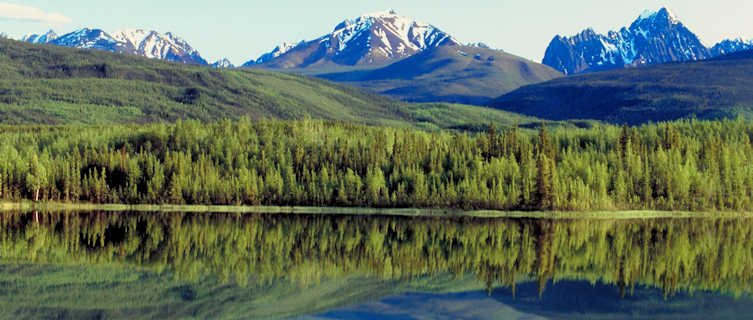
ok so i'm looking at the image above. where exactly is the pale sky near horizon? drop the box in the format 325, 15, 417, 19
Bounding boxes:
1, 0, 751, 65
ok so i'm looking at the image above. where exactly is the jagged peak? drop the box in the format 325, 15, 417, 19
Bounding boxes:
64, 27, 111, 39
273, 42, 297, 52
254, 41, 300, 63
254, 9, 459, 68
164, 31, 183, 41
542, 6, 711, 75
112, 29, 152, 45
211, 58, 235, 68
72, 27, 95, 33
334, 9, 431, 32
61, 28, 111, 39
21, 30, 59, 43
729, 37, 753, 44
634, 7, 679, 25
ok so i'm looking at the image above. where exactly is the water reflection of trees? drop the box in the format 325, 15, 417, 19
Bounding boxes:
1, 211, 751, 297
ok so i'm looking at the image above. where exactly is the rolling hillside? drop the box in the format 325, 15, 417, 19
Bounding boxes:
0, 38, 543, 129
487, 53, 753, 124
319, 45, 563, 105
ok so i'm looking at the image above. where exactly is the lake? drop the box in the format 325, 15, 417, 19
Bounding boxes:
1, 211, 752, 319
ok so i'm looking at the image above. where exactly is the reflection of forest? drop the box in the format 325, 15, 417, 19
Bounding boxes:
1, 211, 752, 297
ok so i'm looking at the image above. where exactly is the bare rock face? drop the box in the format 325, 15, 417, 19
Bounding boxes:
543, 8, 710, 74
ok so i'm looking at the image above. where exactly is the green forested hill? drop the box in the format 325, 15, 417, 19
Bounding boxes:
0, 38, 539, 129
487, 55, 753, 124
318, 45, 563, 105
0, 38, 406, 125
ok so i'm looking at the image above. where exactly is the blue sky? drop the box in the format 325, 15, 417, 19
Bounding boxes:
2, 0, 752, 65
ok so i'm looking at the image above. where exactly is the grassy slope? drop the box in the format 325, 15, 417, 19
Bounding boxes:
487, 55, 753, 124
0, 38, 549, 130
0, 38, 412, 126
317, 45, 563, 105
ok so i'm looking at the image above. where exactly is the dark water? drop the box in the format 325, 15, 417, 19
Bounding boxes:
1, 211, 752, 319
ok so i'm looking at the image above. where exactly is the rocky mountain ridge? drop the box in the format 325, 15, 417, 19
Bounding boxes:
543, 8, 712, 74
21, 28, 207, 65
244, 9, 461, 68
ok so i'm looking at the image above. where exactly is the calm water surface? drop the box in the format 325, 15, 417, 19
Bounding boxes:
0, 211, 752, 319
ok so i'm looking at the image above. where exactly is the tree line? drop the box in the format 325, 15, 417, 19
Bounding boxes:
1, 118, 752, 211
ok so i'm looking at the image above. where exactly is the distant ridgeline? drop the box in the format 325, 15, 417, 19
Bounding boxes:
1, 119, 753, 211
1, 211, 753, 299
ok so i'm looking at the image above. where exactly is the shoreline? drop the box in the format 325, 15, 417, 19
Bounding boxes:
0, 202, 749, 219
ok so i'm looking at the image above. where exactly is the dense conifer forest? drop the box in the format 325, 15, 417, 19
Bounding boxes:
1, 118, 752, 211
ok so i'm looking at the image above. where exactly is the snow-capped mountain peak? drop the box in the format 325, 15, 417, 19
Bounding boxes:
53, 28, 121, 49
109, 29, 203, 62
21, 27, 208, 65
111, 29, 153, 47
637, 7, 677, 23
211, 58, 235, 68
543, 7, 709, 74
22, 30, 58, 44
631, 7, 680, 32
711, 38, 753, 56
255, 42, 299, 64
247, 9, 460, 68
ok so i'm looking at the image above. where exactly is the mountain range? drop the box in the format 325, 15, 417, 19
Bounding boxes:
10, 7, 753, 114
243, 9, 461, 69
543, 8, 753, 74
0, 36, 552, 131
240, 10, 562, 104
14, 10, 560, 105
21, 28, 210, 65
488, 48, 753, 124
17, 7, 753, 76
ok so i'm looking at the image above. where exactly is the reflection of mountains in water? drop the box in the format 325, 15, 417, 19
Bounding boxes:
3, 212, 753, 294
313, 280, 753, 320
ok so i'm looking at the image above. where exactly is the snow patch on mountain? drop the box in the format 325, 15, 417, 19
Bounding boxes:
711, 38, 753, 56
255, 42, 300, 64
211, 58, 235, 68
543, 7, 710, 74
22, 30, 58, 43
110, 29, 204, 62
52, 28, 121, 49
249, 9, 460, 68
21, 27, 207, 65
